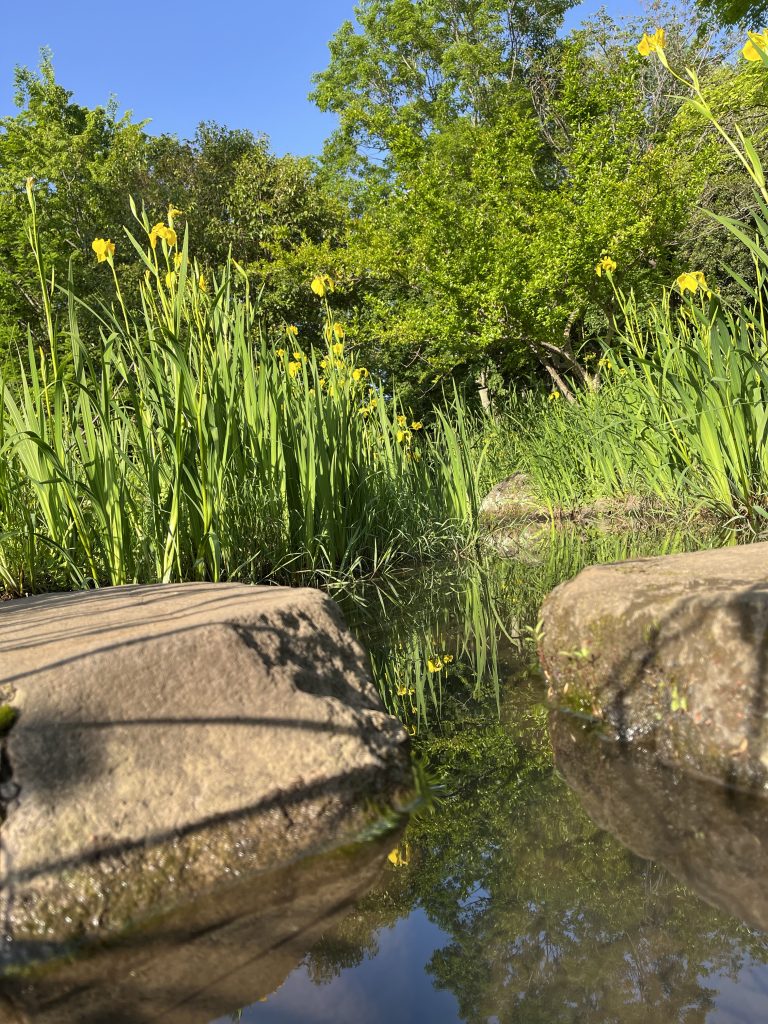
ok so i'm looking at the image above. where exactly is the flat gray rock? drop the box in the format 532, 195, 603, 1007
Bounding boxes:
0, 583, 409, 956
538, 542, 768, 788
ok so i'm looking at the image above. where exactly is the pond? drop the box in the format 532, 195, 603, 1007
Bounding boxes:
208, 526, 768, 1024
3, 527, 767, 1023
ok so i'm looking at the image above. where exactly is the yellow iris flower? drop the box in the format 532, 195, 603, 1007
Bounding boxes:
595, 255, 617, 277
149, 222, 177, 249
311, 274, 335, 297
743, 30, 768, 60
676, 270, 709, 294
637, 27, 666, 57
91, 238, 115, 263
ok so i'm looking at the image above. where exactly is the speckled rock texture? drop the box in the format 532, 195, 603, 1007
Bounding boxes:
538, 542, 768, 789
0, 583, 410, 957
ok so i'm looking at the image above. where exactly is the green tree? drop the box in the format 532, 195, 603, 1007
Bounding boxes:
312, 4, 739, 407
0, 51, 150, 359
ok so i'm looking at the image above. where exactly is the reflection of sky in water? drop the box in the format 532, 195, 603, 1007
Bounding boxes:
704, 958, 768, 1023
222, 910, 460, 1023
216, 909, 768, 1024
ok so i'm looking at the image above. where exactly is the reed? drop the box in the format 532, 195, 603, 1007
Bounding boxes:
0, 192, 483, 594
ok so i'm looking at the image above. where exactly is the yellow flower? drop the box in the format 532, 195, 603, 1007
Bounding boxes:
276, 348, 286, 358
165, 270, 176, 289
397, 414, 407, 427
595, 255, 617, 277
320, 357, 328, 369
443, 653, 454, 664
292, 351, 303, 360
743, 30, 768, 61
387, 843, 411, 867
427, 657, 443, 673
352, 367, 369, 382
637, 27, 666, 57
167, 204, 183, 221
149, 222, 165, 249
411, 420, 423, 430
332, 341, 344, 356
149, 222, 176, 249
548, 389, 561, 401
311, 273, 335, 297
288, 360, 301, 378
676, 270, 709, 294
174, 252, 183, 269
332, 321, 345, 340
397, 429, 410, 443
198, 274, 208, 292
91, 237, 115, 263
286, 324, 299, 337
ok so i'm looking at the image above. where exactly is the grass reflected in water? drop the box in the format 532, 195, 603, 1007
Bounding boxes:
222, 525, 768, 1024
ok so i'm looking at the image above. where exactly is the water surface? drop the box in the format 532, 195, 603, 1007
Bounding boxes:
216, 528, 768, 1024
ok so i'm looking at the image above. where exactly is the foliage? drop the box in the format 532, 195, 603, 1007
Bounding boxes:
0, 57, 350, 368
0, 193, 484, 595
311, 4, 740, 407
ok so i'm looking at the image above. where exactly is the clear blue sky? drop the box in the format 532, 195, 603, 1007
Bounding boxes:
1, 0, 642, 156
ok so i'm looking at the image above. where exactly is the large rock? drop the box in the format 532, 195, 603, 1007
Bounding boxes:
0, 583, 410, 960
479, 472, 546, 524
538, 542, 768, 789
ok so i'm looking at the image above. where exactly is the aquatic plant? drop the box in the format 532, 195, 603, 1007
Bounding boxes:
0, 191, 486, 593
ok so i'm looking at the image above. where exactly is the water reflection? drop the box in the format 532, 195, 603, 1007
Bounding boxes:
5, 527, 753, 1023
0, 834, 400, 1024
223, 521, 768, 1023
551, 712, 768, 934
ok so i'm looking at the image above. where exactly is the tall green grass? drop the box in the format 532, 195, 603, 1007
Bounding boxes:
0, 193, 485, 594
483, 57, 768, 532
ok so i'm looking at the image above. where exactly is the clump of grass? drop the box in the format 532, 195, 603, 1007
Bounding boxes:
0, 192, 484, 594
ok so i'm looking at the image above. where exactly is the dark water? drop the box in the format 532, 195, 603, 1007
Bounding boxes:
211, 528, 768, 1024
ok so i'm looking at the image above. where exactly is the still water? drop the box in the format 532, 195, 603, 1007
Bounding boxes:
2, 529, 764, 1023
213, 528, 768, 1024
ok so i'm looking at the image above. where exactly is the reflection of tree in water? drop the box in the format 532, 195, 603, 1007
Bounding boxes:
305, 683, 768, 1022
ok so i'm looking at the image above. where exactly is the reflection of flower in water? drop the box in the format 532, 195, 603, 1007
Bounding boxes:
387, 841, 411, 867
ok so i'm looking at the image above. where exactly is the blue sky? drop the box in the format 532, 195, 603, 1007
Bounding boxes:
1, 0, 642, 156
